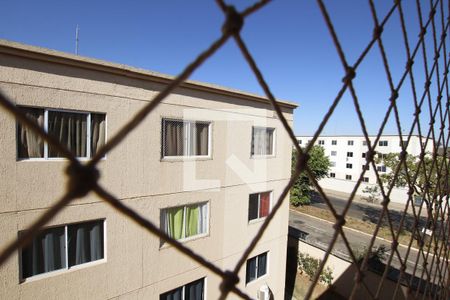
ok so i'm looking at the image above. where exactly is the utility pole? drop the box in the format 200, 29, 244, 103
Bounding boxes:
75, 25, 79, 55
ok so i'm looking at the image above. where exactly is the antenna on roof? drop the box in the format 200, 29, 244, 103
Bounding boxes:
75, 25, 79, 55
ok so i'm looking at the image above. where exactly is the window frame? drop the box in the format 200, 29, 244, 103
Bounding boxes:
348, 140, 354, 146
331, 140, 337, 145
16, 106, 107, 161
19, 219, 106, 282
330, 161, 336, 167
318, 140, 325, 145
161, 202, 209, 244
363, 177, 369, 183
160, 277, 206, 300
251, 126, 276, 157
377, 165, 387, 172
346, 163, 353, 169
248, 191, 272, 223
329, 172, 336, 178
379, 140, 388, 146
161, 118, 212, 159
345, 174, 352, 180
245, 252, 269, 285
347, 152, 353, 157
331, 151, 337, 156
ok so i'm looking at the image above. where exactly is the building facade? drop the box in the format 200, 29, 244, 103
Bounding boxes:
296, 135, 434, 204
0, 40, 297, 299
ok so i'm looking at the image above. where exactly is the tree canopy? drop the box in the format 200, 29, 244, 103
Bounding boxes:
290, 146, 331, 206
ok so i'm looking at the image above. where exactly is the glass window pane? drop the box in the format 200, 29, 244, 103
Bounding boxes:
160, 287, 183, 300
252, 127, 274, 156
68, 220, 104, 267
246, 256, 257, 283
190, 122, 209, 156
259, 192, 270, 218
91, 113, 106, 156
164, 120, 185, 156
185, 278, 204, 300
17, 107, 44, 158
257, 253, 267, 277
21, 226, 66, 278
185, 204, 199, 238
48, 111, 87, 157
165, 207, 185, 239
248, 194, 259, 221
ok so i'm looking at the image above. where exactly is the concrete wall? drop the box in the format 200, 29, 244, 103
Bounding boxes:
288, 238, 351, 284
0, 41, 296, 299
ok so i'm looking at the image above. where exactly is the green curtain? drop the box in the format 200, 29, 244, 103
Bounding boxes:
185, 205, 199, 237
167, 207, 184, 239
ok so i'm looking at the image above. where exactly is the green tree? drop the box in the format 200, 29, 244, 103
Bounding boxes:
290, 146, 331, 206
376, 151, 449, 228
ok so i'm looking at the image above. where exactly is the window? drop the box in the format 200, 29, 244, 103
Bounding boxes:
348, 140, 354, 146
362, 140, 367, 146
378, 153, 387, 160
362, 152, 367, 158
330, 161, 336, 167
162, 119, 210, 157
331, 140, 337, 145
20, 220, 104, 280
160, 278, 205, 300
377, 166, 387, 172
346, 163, 352, 169
246, 252, 268, 284
362, 165, 369, 170
379, 140, 388, 146
17, 107, 106, 159
331, 151, 337, 156
162, 203, 208, 241
298, 139, 302, 145
399, 140, 408, 147
363, 177, 369, 183
249, 192, 271, 221
347, 152, 353, 157
251, 127, 275, 156
329, 172, 336, 178
318, 140, 325, 145
345, 175, 352, 180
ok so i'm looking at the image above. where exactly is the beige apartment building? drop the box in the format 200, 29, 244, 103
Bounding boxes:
0, 40, 297, 299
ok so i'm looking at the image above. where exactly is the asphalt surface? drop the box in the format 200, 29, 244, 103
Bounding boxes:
288, 210, 446, 284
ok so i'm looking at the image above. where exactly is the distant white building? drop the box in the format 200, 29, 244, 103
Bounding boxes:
296, 135, 434, 204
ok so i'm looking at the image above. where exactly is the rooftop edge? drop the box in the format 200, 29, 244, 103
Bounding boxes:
0, 39, 298, 110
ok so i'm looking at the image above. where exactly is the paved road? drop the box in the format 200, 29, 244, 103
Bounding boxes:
309, 192, 429, 230
289, 210, 429, 276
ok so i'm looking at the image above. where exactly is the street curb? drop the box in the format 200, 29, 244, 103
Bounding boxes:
290, 209, 420, 253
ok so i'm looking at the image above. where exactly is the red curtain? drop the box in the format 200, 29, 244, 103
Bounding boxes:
259, 192, 270, 217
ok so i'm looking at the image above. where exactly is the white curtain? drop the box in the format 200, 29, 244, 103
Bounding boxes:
18, 108, 44, 158
21, 227, 65, 278
68, 220, 103, 267
48, 111, 87, 157
252, 127, 273, 155
91, 114, 106, 156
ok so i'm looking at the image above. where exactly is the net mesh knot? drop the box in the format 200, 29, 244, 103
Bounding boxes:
221, 6, 243, 36
66, 162, 100, 198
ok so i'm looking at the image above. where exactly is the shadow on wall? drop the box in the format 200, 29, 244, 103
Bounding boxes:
285, 236, 299, 300
318, 259, 445, 299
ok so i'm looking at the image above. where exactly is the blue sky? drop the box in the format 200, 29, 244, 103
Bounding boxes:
0, 0, 444, 137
